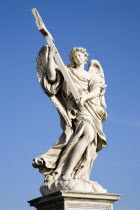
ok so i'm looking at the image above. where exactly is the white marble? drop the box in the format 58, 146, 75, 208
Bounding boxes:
32, 9, 107, 195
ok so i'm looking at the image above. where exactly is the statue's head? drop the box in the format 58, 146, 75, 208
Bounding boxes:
69, 47, 89, 67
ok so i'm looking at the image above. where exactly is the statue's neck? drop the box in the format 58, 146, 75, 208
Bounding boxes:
75, 64, 85, 71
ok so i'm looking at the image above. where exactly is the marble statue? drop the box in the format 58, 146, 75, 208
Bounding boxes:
32, 9, 107, 195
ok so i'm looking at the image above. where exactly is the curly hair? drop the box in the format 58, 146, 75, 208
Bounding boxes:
69, 47, 89, 67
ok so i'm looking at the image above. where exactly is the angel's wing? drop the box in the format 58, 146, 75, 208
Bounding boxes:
88, 59, 104, 78
88, 59, 107, 108
36, 45, 72, 127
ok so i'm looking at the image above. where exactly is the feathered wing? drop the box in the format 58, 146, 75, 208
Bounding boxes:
88, 59, 107, 108
36, 45, 72, 127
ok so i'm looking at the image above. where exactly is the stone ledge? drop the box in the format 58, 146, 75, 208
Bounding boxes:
28, 190, 121, 210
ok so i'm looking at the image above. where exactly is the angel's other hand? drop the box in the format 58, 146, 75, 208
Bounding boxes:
78, 94, 87, 107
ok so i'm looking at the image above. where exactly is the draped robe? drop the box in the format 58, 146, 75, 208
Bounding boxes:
33, 62, 107, 182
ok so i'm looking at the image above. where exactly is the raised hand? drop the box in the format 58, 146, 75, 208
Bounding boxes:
49, 46, 58, 58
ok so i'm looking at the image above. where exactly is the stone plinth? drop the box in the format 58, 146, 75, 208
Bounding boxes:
28, 190, 121, 210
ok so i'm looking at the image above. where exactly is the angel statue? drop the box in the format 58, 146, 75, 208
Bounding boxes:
32, 45, 107, 195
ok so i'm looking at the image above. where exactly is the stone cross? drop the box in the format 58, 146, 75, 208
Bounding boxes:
32, 8, 81, 104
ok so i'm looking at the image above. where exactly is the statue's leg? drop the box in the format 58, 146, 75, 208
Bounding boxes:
63, 121, 95, 180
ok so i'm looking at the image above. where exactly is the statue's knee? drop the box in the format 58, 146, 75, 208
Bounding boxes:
84, 133, 94, 144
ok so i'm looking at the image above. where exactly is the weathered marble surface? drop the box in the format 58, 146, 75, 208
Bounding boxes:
32, 45, 107, 195
28, 190, 121, 210
32, 7, 108, 196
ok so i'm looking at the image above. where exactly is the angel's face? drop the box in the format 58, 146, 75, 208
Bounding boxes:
73, 51, 85, 65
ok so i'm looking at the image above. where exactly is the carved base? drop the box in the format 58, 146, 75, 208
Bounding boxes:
28, 190, 121, 210
40, 179, 107, 195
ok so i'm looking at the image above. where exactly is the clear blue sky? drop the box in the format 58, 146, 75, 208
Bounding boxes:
0, 0, 140, 209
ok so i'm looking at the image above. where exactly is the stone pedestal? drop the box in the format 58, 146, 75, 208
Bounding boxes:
28, 190, 121, 210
